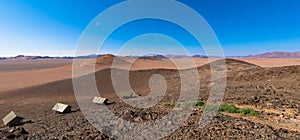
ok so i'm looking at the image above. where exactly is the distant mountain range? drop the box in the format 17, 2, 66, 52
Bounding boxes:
1, 52, 300, 60
0, 55, 73, 60
246, 52, 300, 58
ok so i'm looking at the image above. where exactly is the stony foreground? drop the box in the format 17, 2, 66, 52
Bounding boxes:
1, 102, 299, 139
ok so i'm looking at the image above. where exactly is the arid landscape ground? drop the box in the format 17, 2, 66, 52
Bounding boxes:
0, 55, 300, 139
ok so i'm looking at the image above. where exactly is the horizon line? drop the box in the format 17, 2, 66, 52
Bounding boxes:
1, 51, 300, 58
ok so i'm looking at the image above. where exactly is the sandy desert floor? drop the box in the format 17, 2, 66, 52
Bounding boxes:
240, 58, 300, 67
0, 59, 72, 72
0, 57, 299, 93
0, 56, 300, 139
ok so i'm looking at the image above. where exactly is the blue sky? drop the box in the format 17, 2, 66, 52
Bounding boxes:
0, 0, 299, 57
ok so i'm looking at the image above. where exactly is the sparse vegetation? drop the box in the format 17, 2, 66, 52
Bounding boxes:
163, 101, 258, 117
201, 104, 259, 117
185, 99, 205, 107
237, 108, 259, 117
217, 113, 224, 118
218, 104, 239, 113
164, 99, 205, 107
218, 104, 259, 117
163, 102, 179, 107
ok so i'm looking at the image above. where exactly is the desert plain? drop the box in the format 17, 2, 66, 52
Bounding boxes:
0, 55, 300, 139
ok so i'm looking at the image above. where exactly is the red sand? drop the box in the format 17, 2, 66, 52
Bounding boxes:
0, 58, 299, 93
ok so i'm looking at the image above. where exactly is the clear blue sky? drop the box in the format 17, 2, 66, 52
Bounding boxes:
0, 0, 299, 57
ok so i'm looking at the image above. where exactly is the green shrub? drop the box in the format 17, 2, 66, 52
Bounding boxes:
185, 99, 205, 107
218, 104, 259, 117
218, 104, 239, 113
163, 102, 179, 107
237, 108, 259, 117
217, 113, 224, 118
168, 101, 259, 117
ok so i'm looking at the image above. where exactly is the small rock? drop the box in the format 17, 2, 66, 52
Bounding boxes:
134, 117, 143, 123
124, 110, 134, 116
